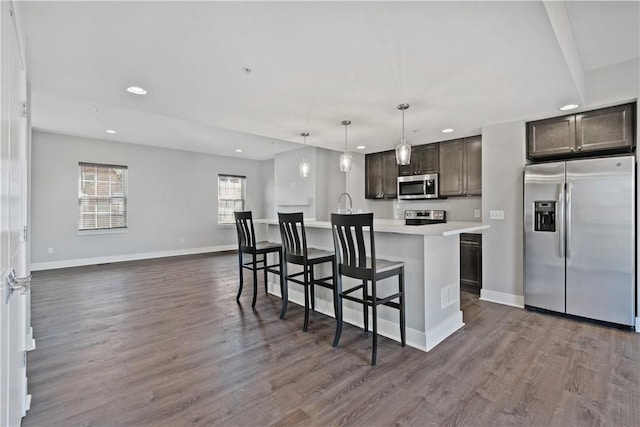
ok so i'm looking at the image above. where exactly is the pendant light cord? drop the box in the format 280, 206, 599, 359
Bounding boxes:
402, 108, 405, 140
344, 124, 348, 151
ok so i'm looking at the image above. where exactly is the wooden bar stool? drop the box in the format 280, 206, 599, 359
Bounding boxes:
330, 212, 406, 365
278, 212, 335, 331
234, 211, 284, 308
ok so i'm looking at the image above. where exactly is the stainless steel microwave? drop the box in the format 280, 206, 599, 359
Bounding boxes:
397, 174, 439, 200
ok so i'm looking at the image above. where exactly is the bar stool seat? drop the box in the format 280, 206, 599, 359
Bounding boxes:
330, 212, 406, 366
255, 242, 283, 252
234, 211, 284, 308
278, 212, 336, 331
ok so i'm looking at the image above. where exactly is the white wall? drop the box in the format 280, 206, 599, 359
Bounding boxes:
31, 131, 266, 267
315, 148, 347, 220
480, 121, 526, 305
273, 146, 345, 220
261, 158, 275, 219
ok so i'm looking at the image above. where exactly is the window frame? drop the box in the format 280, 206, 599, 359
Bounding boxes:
78, 162, 128, 234
217, 174, 246, 226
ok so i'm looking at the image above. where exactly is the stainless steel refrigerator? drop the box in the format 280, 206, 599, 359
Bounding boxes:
524, 155, 636, 327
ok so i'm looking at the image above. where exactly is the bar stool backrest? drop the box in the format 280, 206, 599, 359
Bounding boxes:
234, 211, 256, 252
330, 213, 376, 279
278, 212, 308, 263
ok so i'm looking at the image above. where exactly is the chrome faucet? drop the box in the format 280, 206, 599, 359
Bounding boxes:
337, 192, 353, 214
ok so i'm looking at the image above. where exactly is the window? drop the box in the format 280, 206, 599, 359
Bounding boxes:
78, 162, 128, 231
218, 174, 245, 225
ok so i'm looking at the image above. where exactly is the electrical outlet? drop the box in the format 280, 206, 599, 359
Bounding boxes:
474, 209, 481, 218
489, 210, 505, 220
47, 247, 54, 254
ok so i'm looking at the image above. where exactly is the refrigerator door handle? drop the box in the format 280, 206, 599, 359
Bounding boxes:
566, 182, 572, 258
558, 183, 565, 258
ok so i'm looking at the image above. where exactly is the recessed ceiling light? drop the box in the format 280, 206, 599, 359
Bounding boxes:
356, 145, 366, 150
441, 128, 454, 133
235, 149, 243, 153
126, 86, 147, 95
560, 104, 579, 111
105, 129, 117, 134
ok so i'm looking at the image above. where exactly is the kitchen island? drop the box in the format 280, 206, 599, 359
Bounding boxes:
255, 218, 489, 352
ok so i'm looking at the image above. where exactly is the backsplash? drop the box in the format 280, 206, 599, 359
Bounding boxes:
365, 196, 482, 221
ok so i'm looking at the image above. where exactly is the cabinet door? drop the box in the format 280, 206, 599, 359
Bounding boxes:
576, 104, 634, 153
398, 144, 439, 176
527, 115, 576, 159
418, 144, 439, 174
464, 136, 482, 195
460, 234, 482, 289
439, 139, 464, 196
398, 150, 416, 176
365, 153, 383, 199
381, 150, 398, 198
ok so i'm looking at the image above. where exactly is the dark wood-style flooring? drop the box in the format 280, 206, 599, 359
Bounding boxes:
23, 252, 640, 426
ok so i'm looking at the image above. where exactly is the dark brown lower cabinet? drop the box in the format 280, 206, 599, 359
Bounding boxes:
460, 233, 482, 294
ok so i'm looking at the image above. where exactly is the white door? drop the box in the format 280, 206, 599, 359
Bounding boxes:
1, 1, 30, 425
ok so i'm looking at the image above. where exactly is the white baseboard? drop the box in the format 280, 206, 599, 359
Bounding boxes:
30, 244, 237, 271
480, 289, 525, 308
425, 311, 464, 351
25, 327, 35, 351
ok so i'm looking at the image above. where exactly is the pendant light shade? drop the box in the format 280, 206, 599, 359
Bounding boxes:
339, 120, 352, 172
395, 103, 412, 165
299, 132, 311, 178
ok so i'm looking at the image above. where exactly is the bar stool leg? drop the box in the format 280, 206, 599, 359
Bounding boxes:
303, 265, 310, 332
236, 251, 244, 303
331, 259, 337, 318
280, 259, 289, 319
332, 273, 343, 347
362, 281, 369, 333
309, 265, 315, 312
371, 279, 378, 366
263, 253, 268, 294
251, 253, 258, 308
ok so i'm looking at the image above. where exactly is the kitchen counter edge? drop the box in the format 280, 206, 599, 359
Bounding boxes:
254, 218, 489, 236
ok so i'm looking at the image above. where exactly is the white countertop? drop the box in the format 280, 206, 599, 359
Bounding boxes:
255, 218, 489, 236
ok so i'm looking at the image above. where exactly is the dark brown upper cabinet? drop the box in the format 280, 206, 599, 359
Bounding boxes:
398, 143, 439, 176
439, 136, 482, 197
527, 103, 635, 160
464, 136, 482, 195
576, 104, 634, 153
365, 150, 398, 199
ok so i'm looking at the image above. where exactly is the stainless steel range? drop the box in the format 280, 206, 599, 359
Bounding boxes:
404, 209, 446, 225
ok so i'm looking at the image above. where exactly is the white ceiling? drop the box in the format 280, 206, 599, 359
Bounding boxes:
21, 1, 640, 160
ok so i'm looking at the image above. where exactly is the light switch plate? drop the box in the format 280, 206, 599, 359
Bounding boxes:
474, 209, 481, 218
489, 210, 505, 220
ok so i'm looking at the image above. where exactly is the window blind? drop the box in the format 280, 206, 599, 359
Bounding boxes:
218, 174, 246, 225
78, 162, 128, 231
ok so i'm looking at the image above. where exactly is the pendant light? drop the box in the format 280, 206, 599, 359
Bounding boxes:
339, 120, 352, 172
299, 132, 311, 178
395, 103, 412, 165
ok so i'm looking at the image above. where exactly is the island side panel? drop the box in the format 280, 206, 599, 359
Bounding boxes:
423, 234, 464, 351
